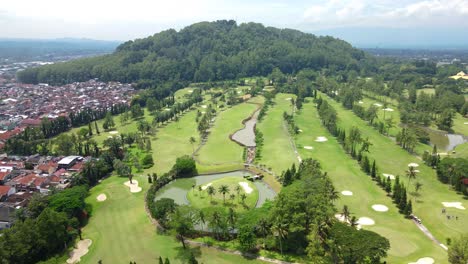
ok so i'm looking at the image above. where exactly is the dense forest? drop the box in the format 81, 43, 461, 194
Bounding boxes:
17, 20, 371, 93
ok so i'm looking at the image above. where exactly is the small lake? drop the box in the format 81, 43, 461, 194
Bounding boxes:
154, 171, 277, 208
231, 109, 259, 147
427, 129, 468, 152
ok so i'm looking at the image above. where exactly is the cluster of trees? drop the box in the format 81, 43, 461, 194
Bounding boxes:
69, 103, 129, 127
197, 105, 215, 138
0, 186, 89, 263
257, 92, 274, 121
283, 111, 299, 134
422, 145, 441, 168
436, 157, 468, 195
391, 176, 413, 216
153, 91, 203, 125
254, 128, 264, 159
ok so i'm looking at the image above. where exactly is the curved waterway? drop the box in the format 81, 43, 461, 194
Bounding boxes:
426, 129, 468, 151
154, 171, 276, 207
231, 109, 260, 147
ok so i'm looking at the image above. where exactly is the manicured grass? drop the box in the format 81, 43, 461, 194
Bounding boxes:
294, 98, 447, 263
452, 113, 468, 136
453, 142, 468, 158
80, 174, 265, 264
256, 93, 298, 175
322, 93, 468, 245
196, 103, 258, 166
187, 177, 258, 213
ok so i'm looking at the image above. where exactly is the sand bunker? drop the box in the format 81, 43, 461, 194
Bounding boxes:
464, 122, 468, 125
341, 190, 353, 196
285, 97, 292, 101
298, 129, 303, 132
109, 131, 119, 134
201, 182, 212, 190
383, 108, 394, 112
357, 217, 375, 226
201, 105, 207, 108
442, 202, 465, 210
358, 100, 364, 104
124, 180, 142, 193
239, 182, 253, 194
315, 136, 328, 142
96, 194, 107, 202
408, 163, 419, 167
372, 204, 389, 212
373, 103, 383, 107
408, 257, 435, 264
66, 239, 92, 264
382, 173, 395, 180
303, 146, 313, 150
164, 108, 171, 111
334, 214, 349, 223
188, 90, 193, 93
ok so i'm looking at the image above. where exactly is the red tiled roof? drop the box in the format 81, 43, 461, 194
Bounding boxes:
33, 177, 48, 186
0, 128, 23, 141
49, 175, 61, 183
13, 173, 38, 185
0, 185, 11, 196
21, 118, 42, 126
54, 168, 66, 177
69, 162, 84, 172
36, 161, 58, 172
0, 171, 11, 181
462, 178, 468, 185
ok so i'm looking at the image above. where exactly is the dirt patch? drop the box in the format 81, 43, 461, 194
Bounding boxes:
66, 239, 92, 264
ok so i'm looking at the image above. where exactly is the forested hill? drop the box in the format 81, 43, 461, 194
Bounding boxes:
17, 20, 370, 87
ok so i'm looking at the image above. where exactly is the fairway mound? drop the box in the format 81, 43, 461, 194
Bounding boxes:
373, 103, 383, 107
341, 190, 353, 196
408, 257, 435, 264
442, 202, 466, 210
303, 146, 313, 150
408, 162, 419, 167
372, 204, 389, 212
382, 173, 395, 180
124, 180, 142, 193
201, 182, 212, 190
383, 108, 394, 112
66, 239, 92, 264
315, 136, 328, 142
109, 131, 119, 134
239, 182, 253, 194
357, 217, 375, 226
96, 194, 107, 202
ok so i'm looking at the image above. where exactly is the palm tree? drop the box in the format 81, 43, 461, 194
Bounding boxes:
341, 205, 351, 222
227, 208, 236, 232
240, 193, 247, 205
229, 194, 236, 203
199, 210, 205, 232
207, 186, 216, 202
189, 137, 196, 153
234, 185, 241, 199
197, 185, 202, 196
257, 218, 270, 248
210, 211, 222, 239
272, 222, 288, 256
350, 216, 359, 229
218, 185, 230, 204
406, 166, 417, 186
328, 187, 339, 203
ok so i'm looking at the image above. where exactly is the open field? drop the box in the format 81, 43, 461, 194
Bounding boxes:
293, 96, 447, 263
80, 174, 265, 264
196, 102, 258, 172
323, 93, 468, 243
256, 93, 298, 175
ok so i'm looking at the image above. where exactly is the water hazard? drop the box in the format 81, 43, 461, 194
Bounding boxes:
231, 108, 259, 147
427, 129, 468, 151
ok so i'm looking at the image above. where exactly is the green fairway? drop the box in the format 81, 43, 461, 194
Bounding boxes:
256, 93, 298, 175
452, 113, 468, 136
196, 102, 258, 172
294, 97, 447, 263
322, 93, 468, 245
187, 177, 258, 212
453, 142, 468, 158
80, 174, 265, 264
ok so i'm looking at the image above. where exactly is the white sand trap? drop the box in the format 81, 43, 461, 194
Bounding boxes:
372, 204, 389, 212
414, 169, 420, 173
464, 122, 468, 125
164, 108, 171, 111
315, 136, 328, 142
109, 131, 119, 134
237, 91, 242, 94
334, 214, 349, 223
373, 103, 383, 107
201, 182, 212, 190
239, 182, 253, 194
124, 180, 142, 193
382, 173, 395, 180
341, 190, 353, 196
298, 129, 303, 132
358, 100, 364, 104
383, 108, 394, 112
201, 105, 207, 108
66, 239, 92, 264
357, 217, 375, 226
408, 257, 434, 264
188, 90, 193, 93
96, 194, 107, 202
304, 146, 314, 150
285, 97, 292, 100
408, 163, 419, 167
442, 202, 466, 210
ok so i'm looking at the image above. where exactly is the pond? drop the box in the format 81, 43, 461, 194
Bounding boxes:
154, 170, 276, 207
231, 109, 259, 147
426, 129, 468, 152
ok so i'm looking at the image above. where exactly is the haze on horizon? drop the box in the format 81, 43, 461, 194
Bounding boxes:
1, 0, 468, 48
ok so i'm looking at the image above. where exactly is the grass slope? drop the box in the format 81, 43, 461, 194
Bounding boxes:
294, 98, 447, 262
323, 93, 468, 244
256, 93, 298, 175
81, 174, 265, 264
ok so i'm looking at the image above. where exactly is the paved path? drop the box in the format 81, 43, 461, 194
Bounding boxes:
412, 219, 448, 251
282, 120, 302, 163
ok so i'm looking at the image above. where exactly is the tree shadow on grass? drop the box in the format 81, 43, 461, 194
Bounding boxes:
174, 245, 202, 262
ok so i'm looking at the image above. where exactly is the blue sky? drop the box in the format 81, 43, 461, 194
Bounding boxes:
1, 0, 467, 47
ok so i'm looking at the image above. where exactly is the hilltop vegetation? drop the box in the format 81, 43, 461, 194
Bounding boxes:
18, 20, 369, 92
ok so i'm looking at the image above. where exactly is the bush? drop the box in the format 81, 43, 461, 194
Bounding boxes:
172, 155, 197, 178
142, 154, 154, 169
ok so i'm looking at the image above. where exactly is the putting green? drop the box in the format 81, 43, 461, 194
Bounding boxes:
187, 177, 258, 213
293, 96, 447, 263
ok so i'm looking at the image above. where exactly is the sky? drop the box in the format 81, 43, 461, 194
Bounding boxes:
1, 0, 467, 48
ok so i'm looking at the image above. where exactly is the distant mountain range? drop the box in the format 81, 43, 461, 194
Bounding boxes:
0, 38, 121, 61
